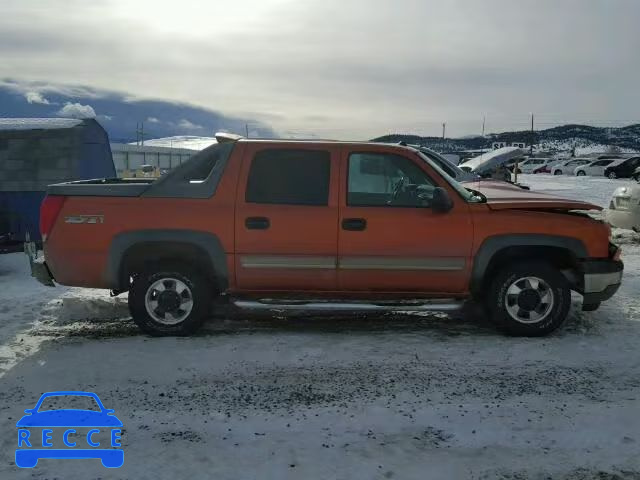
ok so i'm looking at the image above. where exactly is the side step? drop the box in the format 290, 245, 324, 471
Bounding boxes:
232, 299, 464, 312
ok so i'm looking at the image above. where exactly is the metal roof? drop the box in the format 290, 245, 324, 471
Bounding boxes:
0, 118, 84, 131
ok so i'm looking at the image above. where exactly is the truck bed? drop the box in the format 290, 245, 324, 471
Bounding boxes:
47, 178, 155, 197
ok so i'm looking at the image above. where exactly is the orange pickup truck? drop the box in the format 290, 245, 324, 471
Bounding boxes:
28, 134, 623, 336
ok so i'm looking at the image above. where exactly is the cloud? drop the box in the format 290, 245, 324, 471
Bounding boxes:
24, 91, 50, 104
56, 102, 96, 119
2, 0, 640, 137
176, 119, 204, 131
147, 116, 160, 123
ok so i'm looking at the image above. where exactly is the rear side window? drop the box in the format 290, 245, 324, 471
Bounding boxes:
246, 149, 330, 205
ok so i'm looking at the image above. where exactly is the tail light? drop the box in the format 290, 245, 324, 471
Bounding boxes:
40, 196, 66, 242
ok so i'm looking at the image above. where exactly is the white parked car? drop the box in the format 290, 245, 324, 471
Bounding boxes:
551, 158, 591, 175
513, 158, 553, 174
574, 158, 624, 176
606, 184, 640, 231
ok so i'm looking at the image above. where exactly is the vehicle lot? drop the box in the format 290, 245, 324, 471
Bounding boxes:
1, 174, 640, 479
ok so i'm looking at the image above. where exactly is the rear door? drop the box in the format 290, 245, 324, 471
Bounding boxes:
234, 144, 340, 291
337, 146, 473, 294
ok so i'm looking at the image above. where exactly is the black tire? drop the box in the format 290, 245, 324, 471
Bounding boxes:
553, 170, 562, 175
128, 262, 212, 336
577, 170, 586, 176
486, 261, 571, 336
608, 171, 617, 179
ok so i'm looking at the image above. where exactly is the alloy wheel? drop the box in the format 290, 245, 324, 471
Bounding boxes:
144, 278, 194, 325
504, 276, 554, 324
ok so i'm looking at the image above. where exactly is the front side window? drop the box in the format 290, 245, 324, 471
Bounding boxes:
246, 149, 330, 205
348, 153, 436, 207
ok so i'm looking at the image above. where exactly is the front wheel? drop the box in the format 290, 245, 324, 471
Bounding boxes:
577, 170, 586, 176
128, 262, 213, 336
553, 170, 562, 175
486, 262, 571, 336
608, 171, 617, 179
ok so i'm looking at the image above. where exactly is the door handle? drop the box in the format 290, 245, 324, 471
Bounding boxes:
342, 218, 367, 231
245, 217, 270, 230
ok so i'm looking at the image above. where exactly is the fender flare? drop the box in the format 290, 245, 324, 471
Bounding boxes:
106, 229, 228, 290
470, 234, 588, 294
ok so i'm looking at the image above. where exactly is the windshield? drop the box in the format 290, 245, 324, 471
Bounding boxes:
416, 151, 483, 203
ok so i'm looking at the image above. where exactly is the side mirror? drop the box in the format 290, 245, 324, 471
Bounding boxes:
431, 187, 453, 213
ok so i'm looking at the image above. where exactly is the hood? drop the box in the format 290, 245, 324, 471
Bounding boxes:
473, 184, 602, 211
461, 147, 525, 173
16, 410, 123, 427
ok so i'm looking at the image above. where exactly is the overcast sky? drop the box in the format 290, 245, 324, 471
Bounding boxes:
1, 0, 639, 138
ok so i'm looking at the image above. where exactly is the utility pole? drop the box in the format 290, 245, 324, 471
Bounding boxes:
245, 123, 249, 138
530, 113, 534, 156
442, 122, 446, 140
136, 122, 145, 146
480, 115, 486, 155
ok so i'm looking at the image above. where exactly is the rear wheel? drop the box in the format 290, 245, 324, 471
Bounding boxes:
553, 170, 562, 175
128, 262, 213, 336
608, 171, 617, 179
486, 262, 570, 336
577, 170, 586, 176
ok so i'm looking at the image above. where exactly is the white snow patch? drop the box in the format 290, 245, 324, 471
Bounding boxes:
0, 117, 82, 131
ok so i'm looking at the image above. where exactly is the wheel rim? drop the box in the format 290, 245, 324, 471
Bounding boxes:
578, 171, 585, 176
505, 276, 554, 324
609, 172, 616, 179
144, 277, 194, 325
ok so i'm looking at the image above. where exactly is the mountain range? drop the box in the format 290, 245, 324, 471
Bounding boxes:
372, 124, 640, 154
1, 79, 638, 155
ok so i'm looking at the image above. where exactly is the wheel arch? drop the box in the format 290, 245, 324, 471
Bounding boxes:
470, 234, 587, 297
106, 229, 228, 291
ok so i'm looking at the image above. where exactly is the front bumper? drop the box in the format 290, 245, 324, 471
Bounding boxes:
24, 242, 55, 287
579, 258, 623, 304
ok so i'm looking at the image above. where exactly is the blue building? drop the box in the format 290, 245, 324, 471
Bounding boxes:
0, 118, 115, 252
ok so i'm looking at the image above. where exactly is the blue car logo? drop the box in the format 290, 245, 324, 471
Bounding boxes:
15, 391, 123, 468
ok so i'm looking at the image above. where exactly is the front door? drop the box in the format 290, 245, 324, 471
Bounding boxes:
234, 144, 340, 291
337, 146, 473, 294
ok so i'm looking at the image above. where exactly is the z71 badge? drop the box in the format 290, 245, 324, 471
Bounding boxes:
64, 215, 104, 224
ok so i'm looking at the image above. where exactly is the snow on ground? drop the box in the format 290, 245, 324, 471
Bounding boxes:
1, 173, 639, 479
519, 173, 637, 210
